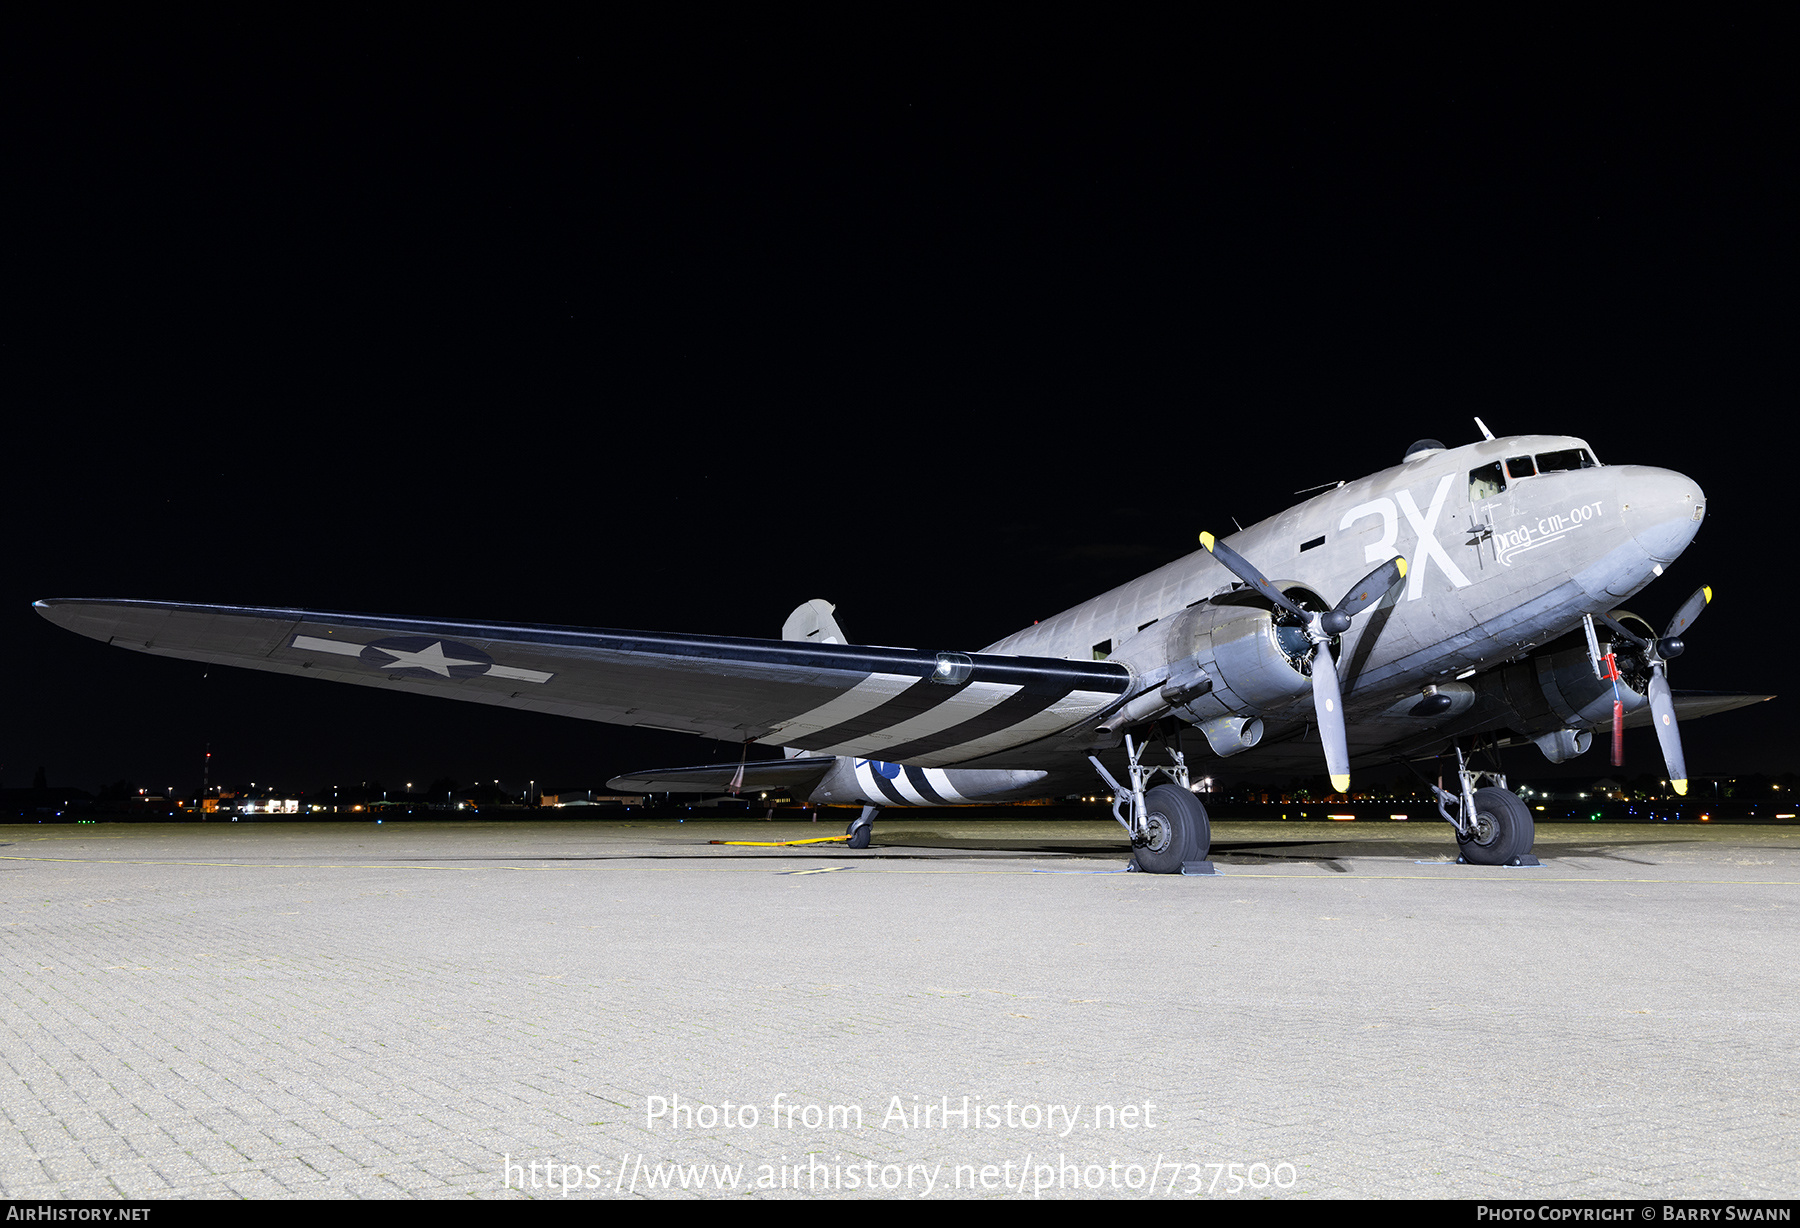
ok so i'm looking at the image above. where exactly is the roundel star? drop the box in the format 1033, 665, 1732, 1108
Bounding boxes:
370, 640, 487, 677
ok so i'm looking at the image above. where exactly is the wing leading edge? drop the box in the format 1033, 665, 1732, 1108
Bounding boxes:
36, 599, 1131, 767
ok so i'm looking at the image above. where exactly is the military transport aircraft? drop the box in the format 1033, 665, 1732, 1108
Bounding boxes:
37, 426, 1764, 872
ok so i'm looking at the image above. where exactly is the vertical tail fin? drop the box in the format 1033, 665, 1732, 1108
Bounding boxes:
781, 600, 848, 758
781, 598, 848, 645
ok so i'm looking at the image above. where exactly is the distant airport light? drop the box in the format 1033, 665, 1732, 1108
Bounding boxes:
1328, 814, 1355, 821
1389, 814, 1408, 820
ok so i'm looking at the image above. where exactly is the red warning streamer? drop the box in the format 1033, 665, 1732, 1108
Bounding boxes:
1600, 652, 1624, 767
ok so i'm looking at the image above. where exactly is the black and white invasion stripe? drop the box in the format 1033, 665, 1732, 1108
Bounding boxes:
767, 655, 1127, 766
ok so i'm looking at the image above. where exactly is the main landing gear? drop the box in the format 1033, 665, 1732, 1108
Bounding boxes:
1090, 732, 1213, 875
1428, 743, 1540, 866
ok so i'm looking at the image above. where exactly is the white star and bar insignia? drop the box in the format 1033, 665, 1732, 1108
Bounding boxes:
288, 634, 553, 684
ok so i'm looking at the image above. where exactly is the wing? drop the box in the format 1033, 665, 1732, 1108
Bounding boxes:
1646, 691, 1775, 723
35, 599, 1131, 767
1591, 689, 1774, 732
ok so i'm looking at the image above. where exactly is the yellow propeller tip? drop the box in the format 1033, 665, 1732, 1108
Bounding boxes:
1396, 557, 1408, 577
1672, 780, 1688, 796
1702, 587, 1712, 603
1330, 774, 1350, 793
1199, 531, 1216, 550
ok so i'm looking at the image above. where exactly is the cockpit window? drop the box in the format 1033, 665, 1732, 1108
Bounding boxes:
1536, 448, 1596, 473
1505, 455, 1536, 480
1468, 461, 1505, 502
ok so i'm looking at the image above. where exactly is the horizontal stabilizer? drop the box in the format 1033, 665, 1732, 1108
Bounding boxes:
608, 758, 835, 795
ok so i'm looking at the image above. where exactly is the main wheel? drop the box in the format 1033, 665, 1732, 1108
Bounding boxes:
1457, 786, 1533, 865
1132, 784, 1211, 874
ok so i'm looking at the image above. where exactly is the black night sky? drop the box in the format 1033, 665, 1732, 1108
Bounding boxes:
5, 25, 1793, 797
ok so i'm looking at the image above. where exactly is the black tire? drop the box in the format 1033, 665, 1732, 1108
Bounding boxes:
1509, 801, 1536, 862
1132, 784, 1211, 874
846, 819, 872, 849
1457, 787, 1532, 865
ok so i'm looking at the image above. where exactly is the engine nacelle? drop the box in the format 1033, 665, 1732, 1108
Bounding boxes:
1106, 596, 1316, 739
1477, 621, 1653, 742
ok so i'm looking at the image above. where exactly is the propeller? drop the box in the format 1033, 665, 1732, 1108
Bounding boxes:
1594, 585, 1712, 796
1199, 532, 1406, 793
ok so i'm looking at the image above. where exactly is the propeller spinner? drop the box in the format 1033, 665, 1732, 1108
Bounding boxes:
1199, 532, 1405, 793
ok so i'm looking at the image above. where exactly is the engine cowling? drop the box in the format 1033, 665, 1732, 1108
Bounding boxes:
1105, 592, 1320, 753
1479, 614, 1655, 746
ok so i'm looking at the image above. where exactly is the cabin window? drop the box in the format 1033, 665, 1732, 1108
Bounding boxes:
1505, 455, 1536, 480
1092, 639, 1112, 661
1468, 461, 1506, 502
1536, 448, 1596, 473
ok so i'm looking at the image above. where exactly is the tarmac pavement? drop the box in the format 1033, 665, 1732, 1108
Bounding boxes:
1, 817, 1796, 1199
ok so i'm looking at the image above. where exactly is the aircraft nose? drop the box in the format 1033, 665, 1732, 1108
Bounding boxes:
1622, 467, 1706, 563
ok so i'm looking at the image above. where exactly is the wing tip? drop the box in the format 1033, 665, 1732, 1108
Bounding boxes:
33, 598, 82, 629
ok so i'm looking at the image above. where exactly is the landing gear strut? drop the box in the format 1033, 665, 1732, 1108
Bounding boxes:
1427, 744, 1539, 866
1089, 732, 1212, 874
846, 804, 877, 850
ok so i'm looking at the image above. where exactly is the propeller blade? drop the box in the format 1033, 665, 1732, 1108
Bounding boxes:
1663, 586, 1711, 641
1310, 643, 1351, 793
1196, 530, 1354, 791
1595, 612, 1651, 650
1646, 665, 1689, 796
1198, 532, 1308, 620
1322, 556, 1406, 634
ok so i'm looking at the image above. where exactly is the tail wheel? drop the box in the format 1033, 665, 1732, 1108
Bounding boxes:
1457, 787, 1534, 865
846, 805, 877, 849
1133, 783, 1211, 874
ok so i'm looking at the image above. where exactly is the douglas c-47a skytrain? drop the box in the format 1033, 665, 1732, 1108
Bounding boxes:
38, 425, 1766, 872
